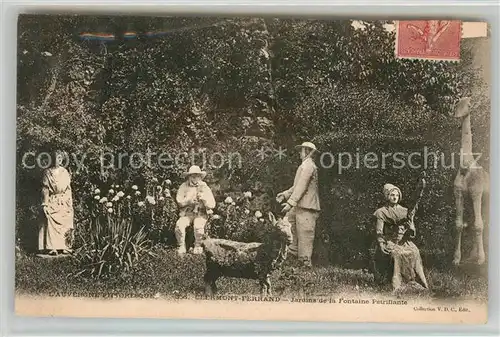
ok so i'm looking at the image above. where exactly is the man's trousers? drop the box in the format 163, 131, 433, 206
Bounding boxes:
175, 215, 207, 249
285, 206, 320, 263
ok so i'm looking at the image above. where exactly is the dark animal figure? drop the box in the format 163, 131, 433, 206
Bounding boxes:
201, 212, 293, 296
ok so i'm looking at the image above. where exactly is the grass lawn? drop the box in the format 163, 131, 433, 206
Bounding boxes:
15, 246, 488, 302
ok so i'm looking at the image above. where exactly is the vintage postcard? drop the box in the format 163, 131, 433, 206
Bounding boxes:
15, 15, 490, 324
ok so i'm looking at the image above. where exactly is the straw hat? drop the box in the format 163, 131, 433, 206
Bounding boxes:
183, 165, 207, 179
295, 141, 318, 153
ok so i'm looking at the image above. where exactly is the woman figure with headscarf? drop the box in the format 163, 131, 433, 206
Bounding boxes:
38, 149, 74, 256
372, 183, 428, 291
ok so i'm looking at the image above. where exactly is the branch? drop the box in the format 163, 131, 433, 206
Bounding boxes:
38, 64, 60, 113
260, 18, 278, 115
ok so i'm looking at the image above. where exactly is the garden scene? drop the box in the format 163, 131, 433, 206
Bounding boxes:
16, 16, 490, 302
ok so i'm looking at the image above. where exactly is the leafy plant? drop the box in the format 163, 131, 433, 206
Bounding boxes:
72, 185, 157, 278
143, 178, 179, 245
207, 191, 271, 242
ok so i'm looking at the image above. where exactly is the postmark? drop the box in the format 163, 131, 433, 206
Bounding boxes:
395, 20, 462, 61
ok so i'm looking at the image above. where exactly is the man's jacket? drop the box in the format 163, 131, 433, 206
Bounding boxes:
176, 181, 216, 218
282, 157, 321, 211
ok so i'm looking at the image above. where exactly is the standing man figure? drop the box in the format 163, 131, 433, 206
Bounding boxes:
175, 165, 216, 255
276, 142, 321, 267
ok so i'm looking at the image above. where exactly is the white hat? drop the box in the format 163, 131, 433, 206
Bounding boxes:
295, 141, 318, 153
383, 183, 402, 201
183, 165, 207, 179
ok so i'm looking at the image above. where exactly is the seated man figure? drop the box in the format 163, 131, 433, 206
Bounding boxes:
175, 165, 216, 255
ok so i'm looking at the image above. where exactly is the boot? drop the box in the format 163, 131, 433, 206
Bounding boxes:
175, 227, 187, 255
177, 245, 187, 255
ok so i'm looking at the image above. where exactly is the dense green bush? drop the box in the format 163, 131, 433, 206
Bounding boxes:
207, 191, 273, 242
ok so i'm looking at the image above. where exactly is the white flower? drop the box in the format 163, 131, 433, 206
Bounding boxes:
41, 51, 52, 57
164, 179, 171, 186
112, 196, 119, 202
146, 195, 156, 205
158, 196, 165, 201
255, 211, 262, 218
94, 188, 100, 194
115, 184, 120, 189
207, 209, 213, 215
138, 201, 145, 207
132, 185, 138, 190
94, 195, 100, 200
106, 202, 113, 208
126, 195, 131, 199
212, 214, 221, 220
109, 189, 115, 194
243, 191, 252, 198
231, 202, 236, 206
156, 185, 162, 191
259, 218, 265, 222
224, 196, 233, 204
117, 191, 125, 198
107, 208, 113, 213
99, 197, 108, 203
135, 191, 141, 196
244, 209, 250, 215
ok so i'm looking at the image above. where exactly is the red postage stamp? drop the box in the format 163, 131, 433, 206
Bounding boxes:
395, 20, 462, 61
